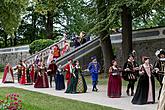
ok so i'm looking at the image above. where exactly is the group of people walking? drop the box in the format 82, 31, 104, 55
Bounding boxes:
107, 49, 165, 109
2, 48, 165, 109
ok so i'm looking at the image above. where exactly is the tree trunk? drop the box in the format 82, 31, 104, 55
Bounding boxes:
4, 34, 7, 47
96, 0, 114, 77
100, 32, 114, 78
14, 32, 17, 46
32, 12, 37, 42
10, 38, 13, 46
121, 5, 133, 63
46, 11, 53, 39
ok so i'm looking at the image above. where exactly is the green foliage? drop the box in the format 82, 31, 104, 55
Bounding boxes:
0, 64, 4, 72
29, 39, 54, 54
0, 0, 28, 35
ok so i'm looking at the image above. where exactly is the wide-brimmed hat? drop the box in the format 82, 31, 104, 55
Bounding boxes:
155, 49, 165, 58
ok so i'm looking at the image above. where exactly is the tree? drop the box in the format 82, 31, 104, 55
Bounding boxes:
0, 0, 28, 35
33, 0, 65, 39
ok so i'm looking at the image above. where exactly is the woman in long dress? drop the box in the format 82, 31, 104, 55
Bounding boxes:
19, 62, 27, 84
34, 62, 49, 88
107, 60, 122, 98
55, 65, 65, 90
75, 60, 87, 93
2, 63, 14, 83
47, 48, 54, 65
132, 56, 155, 105
157, 76, 165, 110
65, 64, 78, 94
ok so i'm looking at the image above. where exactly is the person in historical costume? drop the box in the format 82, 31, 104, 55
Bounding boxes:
55, 65, 65, 90
79, 31, 87, 45
154, 49, 165, 100
15, 60, 23, 82
29, 62, 35, 83
34, 62, 49, 88
65, 63, 78, 94
19, 61, 27, 84
47, 60, 57, 87
88, 56, 101, 92
123, 54, 139, 96
2, 63, 14, 83
53, 45, 61, 61
61, 41, 70, 56
34, 53, 40, 66
157, 61, 165, 110
132, 56, 155, 105
107, 60, 122, 98
47, 48, 54, 65
25, 62, 33, 85
64, 59, 74, 87
74, 60, 87, 93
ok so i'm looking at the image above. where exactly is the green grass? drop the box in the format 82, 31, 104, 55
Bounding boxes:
84, 74, 161, 89
0, 72, 3, 79
0, 87, 118, 110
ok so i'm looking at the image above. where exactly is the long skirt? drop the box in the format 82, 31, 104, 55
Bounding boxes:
157, 76, 165, 110
107, 74, 122, 98
2, 72, 14, 83
76, 74, 87, 93
55, 74, 65, 90
65, 76, 78, 93
132, 74, 155, 105
34, 73, 49, 88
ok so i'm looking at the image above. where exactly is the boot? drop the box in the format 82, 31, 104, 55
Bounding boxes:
126, 90, 130, 96
131, 91, 134, 96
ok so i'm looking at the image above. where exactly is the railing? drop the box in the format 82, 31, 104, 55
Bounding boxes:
0, 45, 29, 54
25, 39, 67, 63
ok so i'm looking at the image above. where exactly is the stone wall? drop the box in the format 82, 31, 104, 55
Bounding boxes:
113, 38, 165, 66
0, 52, 30, 66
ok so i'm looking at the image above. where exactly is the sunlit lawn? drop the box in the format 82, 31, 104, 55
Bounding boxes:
0, 87, 119, 110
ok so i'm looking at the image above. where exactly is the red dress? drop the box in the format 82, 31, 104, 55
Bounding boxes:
2, 64, 14, 83
30, 64, 35, 82
107, 66, 122, 98
34, 66, 49, 88
19, 65, 27, 84
64, 64, 74, 87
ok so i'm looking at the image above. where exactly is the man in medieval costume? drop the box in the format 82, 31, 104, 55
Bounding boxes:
47, 60, 57, 87
154, 49, 165, 100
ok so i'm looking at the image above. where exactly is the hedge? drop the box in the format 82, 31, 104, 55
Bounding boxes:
29, 39, 54, 54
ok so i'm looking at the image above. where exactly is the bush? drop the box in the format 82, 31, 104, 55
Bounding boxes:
0, 64, 4, 72
29, 39, 54, 54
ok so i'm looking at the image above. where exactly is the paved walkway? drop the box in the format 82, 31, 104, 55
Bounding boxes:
0, 80, 158, 110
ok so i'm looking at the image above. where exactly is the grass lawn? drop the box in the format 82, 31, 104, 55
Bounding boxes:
84, 74, 161, 89
0, 72, 3, 79
0, 87, 118, 110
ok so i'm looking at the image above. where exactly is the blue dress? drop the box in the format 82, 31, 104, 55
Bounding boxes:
55, 69, 65, 90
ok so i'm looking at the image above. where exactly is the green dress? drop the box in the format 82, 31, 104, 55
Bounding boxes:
65, 66, 87, 93
76, 67, 87, 93
65, 68, 78, 93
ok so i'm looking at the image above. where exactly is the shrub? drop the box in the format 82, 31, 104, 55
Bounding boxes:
29, 39, 54, 54
0, 64, 4, 72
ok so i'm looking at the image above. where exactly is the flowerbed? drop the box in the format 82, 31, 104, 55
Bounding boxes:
0, 93, 23, 110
